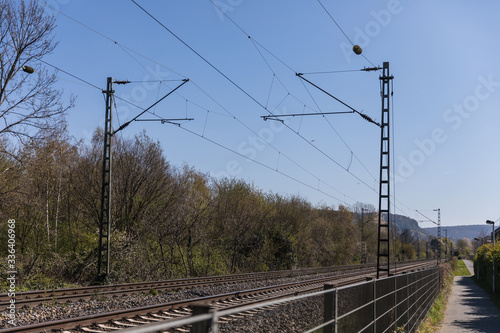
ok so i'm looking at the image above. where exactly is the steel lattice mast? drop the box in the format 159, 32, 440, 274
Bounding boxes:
377, 62, 394, 278
96, 78, 190, 283
97, 77, 114, 281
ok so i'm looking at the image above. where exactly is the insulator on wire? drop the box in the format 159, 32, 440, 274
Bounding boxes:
357, 112, 381, 127
353, 45, 362, 55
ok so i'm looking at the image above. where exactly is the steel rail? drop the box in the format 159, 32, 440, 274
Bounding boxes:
1, 260, 438, 333
0, 263, 376, 309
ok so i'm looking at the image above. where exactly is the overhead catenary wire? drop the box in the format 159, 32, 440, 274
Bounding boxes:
113, 79, 189, 134
131, 0, 381, 196
176, 124, 350, 205
38, 59, 101, 91
297, 78, 378, 183
415, 210, 438, 225
315, 0, 355, 46
209, 0, 380, 188
42, 0, 377, 205
130, 0, 267, 112
40, 1, 418, 214
299, 69, 367, 75
36, 0, 188, 80
34, 19, 359, 206
315, 0, 378, 68
37, 56, 354, 204
296, 73, 381, 127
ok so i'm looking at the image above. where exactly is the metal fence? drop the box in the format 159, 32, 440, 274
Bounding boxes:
119, 267, 440, 333
317, 267, 440, 333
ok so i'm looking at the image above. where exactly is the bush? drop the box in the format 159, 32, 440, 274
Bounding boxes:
474, 243, 500, 293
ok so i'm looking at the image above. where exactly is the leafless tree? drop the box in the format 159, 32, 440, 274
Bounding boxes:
0, 0, 72, 145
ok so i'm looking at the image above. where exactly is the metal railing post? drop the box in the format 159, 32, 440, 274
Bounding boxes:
373, 279, 377, 333
394, 274, 398, 331
335, 284, 338, 333
406, 273, 410, 328
324, 284, 336, 333
190, 303, 212, 333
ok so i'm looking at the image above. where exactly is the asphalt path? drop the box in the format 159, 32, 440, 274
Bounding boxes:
440, 260, 500, 332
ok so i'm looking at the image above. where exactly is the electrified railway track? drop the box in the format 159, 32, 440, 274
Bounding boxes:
0, 263, 375, 310
2, 260, 440, 333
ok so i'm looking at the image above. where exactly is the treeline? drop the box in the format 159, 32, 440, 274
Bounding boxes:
1, 126, 440, 287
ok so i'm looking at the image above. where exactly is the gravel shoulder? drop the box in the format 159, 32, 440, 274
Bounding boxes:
0, 272, 333, 329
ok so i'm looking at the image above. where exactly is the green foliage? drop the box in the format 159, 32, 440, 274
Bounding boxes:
474, 243, 500, 294
455, 259, 471, 276
417, 261, 454, 333
1, 125, 429, 287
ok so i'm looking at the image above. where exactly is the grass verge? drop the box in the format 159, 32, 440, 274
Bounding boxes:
417, 258, 461, 333
455, 259, 471, 276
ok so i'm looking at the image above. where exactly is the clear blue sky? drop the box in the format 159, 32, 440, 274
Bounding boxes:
41, 0, 500, 227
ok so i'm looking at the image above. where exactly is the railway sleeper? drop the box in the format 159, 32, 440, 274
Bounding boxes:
151, 313, 172, 319
97, 323, 121, 330
80, 327, 107, 333
162, 311, 186, 317
126, 318, 150, 324
112, 320, 137, 327
140, 315, 161, 321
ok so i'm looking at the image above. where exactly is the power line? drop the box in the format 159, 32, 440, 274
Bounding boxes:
176, 124, 350, 206
208, 0, 380, 190
131, 0, 379, 198
36, 0, 187, 80
208, 0, 295, 73
297, 78, 378, 183
299, 69, 365, 75
315, 0, 378, 68
316, 0, 355, 46
41, 1, 421, 214
43, 0, 378, 204
131, 0, 267, 111
113, 79, 190, 134
415, 210, 437, 225
38, 59, 101, 91
187, 80, 360, 203
39, 2, 361, 206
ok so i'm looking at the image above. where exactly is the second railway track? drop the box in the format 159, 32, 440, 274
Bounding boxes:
0, 263, 375, 310
1, 260, 439, 333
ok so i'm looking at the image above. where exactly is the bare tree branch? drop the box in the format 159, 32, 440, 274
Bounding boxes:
0, 0, 73, 143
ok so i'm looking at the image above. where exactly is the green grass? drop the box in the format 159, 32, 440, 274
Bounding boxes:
418, 290, 449, 333
417, 259, 458, 332
418, 275, 453, 333
455, 259, 471, 276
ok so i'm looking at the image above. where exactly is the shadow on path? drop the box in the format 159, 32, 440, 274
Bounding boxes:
440, 276, 500, 333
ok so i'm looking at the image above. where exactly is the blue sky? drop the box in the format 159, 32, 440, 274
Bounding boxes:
40, 0, 500, 227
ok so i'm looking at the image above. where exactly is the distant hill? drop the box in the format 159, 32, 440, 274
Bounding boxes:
423, 225, 491, 243
388, 214, 429, 239
382, 214, 490, 243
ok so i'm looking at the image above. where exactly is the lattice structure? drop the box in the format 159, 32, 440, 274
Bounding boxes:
377, 62, 393, 278
97, 77, 114, 281
436, 208, 441, 264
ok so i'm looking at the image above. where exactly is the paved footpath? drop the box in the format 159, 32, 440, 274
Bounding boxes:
440, 260, 500, 332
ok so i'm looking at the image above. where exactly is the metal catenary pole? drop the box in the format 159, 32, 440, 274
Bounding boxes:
376, 62, 393, 278
434, 208, 441, 265
97, 77, 114, 281
96, 78, 190, 282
